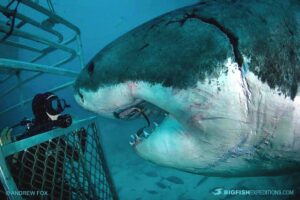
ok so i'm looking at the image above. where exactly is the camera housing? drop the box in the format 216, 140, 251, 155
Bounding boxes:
14, 92, 72, 140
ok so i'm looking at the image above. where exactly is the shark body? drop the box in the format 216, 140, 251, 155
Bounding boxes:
74, 0, 300, 176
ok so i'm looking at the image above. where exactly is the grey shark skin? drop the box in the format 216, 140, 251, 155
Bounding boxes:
74, 0, 300, 177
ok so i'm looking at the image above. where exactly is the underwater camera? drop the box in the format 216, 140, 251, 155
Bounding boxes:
11, 92, 72, 140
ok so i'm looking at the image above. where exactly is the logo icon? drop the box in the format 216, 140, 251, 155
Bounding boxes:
211, 187, 223, 196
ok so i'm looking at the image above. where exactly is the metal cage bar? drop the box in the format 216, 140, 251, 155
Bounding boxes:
0, 0, 85, 116
0, 81, 74, 116
0, 23, 77, 65
0, 59, 79, 77
0, 117, 119, 200
2, 117, 95, 157
0, 151, 21, 200
0, 5, 63, 43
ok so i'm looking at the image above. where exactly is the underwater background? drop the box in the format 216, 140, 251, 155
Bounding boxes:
0, 0, 300, 199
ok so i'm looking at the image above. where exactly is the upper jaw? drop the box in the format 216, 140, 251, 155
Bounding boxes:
110, 98, 169, 147
112, 99, 146, 119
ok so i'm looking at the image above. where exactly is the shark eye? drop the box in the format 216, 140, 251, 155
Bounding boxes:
78, 91, 84, 103
87, 62, 94, 74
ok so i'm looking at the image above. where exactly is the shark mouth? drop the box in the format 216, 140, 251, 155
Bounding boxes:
113, 100, 168, 147
113, 100, 146, 119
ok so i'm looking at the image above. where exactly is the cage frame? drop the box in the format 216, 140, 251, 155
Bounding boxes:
0, 0, 84, 116
0, 1, 118, 199
0, 117, 119, 200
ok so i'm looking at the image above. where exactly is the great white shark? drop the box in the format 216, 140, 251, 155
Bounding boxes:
74, 0, 300, 176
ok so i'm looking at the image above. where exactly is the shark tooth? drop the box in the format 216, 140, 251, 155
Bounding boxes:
143, 130, 150, 137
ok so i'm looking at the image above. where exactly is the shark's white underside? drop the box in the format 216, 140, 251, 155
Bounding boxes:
75, 58, 300, 176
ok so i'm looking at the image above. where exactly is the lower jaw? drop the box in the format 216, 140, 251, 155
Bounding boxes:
129, 120, 161, 147
126, 105, 168, 146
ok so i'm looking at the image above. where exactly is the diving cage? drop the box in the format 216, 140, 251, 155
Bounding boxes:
0, 0, 118, 199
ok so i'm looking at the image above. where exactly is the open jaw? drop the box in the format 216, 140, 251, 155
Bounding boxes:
112, 99, 171, 148
113, 99, 200, 171
74, 80, 210, 174
108, 83, 207, 173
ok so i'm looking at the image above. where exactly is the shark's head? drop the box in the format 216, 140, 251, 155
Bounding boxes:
74, 1, 300, 176
74, 53, 248, 177
74, 64, 138, 119
73, 14, 248, 175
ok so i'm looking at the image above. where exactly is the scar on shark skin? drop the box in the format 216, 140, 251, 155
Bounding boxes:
166, 10, 243, 69
128, 82, 138, 93
138, 43, 150, 51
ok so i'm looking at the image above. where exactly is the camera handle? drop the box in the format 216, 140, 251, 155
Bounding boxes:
10, 118, 34, 129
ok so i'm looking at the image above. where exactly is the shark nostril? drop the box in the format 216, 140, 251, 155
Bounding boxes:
78, 90, 84, 103
87, 62, 94, 75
